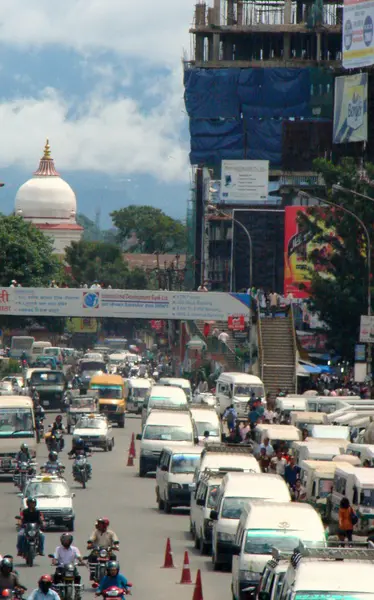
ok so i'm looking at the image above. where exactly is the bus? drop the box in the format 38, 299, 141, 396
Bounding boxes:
104, 338, 128, 352
0, 396, 36, 474
10, 336, 35, 360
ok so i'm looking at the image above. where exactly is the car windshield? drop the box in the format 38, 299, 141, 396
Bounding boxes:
171, 454, 200, 473
207, 485, 220, 508
0, 408, 34, 435
132, 388, 148, 398
80, 362, 106, 372
25, 481, 70, 497
221, 496, 251, 519
244, 529, 320, 554
44, 349, 59, 356
71, 399, 96, 410
295, 594, 374, 600
149, 397, 186, 408
234, 384, 264, 397
360, 488, 374, 507
143, 425, 192, 442
318, 478, 333, 498
91, 385, 122, 399
31, 372, 64, 385
76, 418, 106, 429
195, 422, 220, 437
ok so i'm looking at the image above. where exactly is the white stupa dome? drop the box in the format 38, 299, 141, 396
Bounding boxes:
15, 140, 77, 221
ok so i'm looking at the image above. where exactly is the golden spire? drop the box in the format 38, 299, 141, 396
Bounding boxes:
43, 139, 51, 159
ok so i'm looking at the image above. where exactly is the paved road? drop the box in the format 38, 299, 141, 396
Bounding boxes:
0, 415, 231, 600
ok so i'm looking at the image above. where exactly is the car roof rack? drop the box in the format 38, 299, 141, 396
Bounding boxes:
202, 443, 254, 456
189, 404, 216, 410
149, 405, 190, 412
290, 542, 374, 565
200, 467, 243, 480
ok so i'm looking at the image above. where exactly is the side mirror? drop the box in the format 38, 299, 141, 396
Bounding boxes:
210, 509, 218, 520
196, 498, 205, 506
136, 434, 142, 440
231, 543, 241, 556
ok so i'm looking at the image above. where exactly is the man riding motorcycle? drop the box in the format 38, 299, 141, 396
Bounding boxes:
0, 557, 26, 593
87, 519, 119, 580
27, 575, 59, 600
68, 438, 92, 480
17, 497, 45, 556
42, 451, 65, 476
16, 444, 32, 464
95, 561, 129, 596
52, 533, 84, 585
50, 415, 65, 450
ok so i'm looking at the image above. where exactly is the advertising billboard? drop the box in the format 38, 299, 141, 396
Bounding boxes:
220, 160, 269, 203
343, 0, 374, 68
66, 318, 98, 334
333, 73, 368, 143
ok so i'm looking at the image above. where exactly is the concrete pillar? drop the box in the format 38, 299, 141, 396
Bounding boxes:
214, 0, 221, 24
195, 35, 205, 61
283, 32, 291, 60
207, 6, 215, 25
237, 1, 244, 25
284, 0, 292, 24
195, 3, 206, 25
316, 32, 321, 61
227, 0, 235, 24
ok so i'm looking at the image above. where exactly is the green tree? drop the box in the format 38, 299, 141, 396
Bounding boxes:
111, 205, 186, 253
0, 215, 61, 286
65, 240, 149, 289
298, 157, 374, 361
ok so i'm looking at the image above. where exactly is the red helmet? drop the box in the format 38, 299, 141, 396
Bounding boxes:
97, 517, 110, 528
56, 415, 62, 422
39, 575, 53, 584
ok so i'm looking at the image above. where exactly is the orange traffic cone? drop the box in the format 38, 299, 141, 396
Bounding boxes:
126, 446, 134, 467
161, 537, 175, 568
192, 570, 203, 600
178, 550, 193, 584
129, 433, 136, 458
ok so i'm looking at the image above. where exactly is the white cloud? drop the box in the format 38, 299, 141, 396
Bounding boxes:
0, 0, 197, 66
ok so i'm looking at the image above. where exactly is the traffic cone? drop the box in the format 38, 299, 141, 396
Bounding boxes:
161, 537, 175, 568
126, 446, 134, 467
178, 550, 193, 584
192, 570, 203, 600
129, 433, 136, 458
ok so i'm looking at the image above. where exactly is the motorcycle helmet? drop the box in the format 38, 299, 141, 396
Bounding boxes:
74, 438, 84, 450
0, 558, 12, 575
20, 443, 28, 452
107, 561, 119, 577
39, 575, 53, 594
96, 517, 110, 531
26, 496, 37, 508
60, 533, 73, 548
55, 415, 62, 423
49, 451, 58, 462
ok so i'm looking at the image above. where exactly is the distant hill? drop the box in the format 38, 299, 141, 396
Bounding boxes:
77, 213, 117, 243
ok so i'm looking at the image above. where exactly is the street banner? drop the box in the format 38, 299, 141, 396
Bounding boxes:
333, 73, 368, 143
228, 315, 245, 331
343, 0, 374, 68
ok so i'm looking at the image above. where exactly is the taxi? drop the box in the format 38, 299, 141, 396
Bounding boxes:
19, 475, 75, 531
72, 413, 114, 451
66, 392, 99, 434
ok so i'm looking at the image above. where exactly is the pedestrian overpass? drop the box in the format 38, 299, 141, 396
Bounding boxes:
0, 288, 250, 321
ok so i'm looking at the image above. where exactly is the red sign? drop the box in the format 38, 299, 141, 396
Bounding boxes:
150, 320, 164, 332
228, 315, 245, 331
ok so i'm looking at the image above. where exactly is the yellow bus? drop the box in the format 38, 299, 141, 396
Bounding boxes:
89, 374, 125, 428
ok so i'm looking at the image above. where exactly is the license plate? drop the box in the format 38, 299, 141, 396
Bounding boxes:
43, 400, 50, 406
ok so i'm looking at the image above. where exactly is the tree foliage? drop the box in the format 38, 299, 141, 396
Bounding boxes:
299, 158, 374, 360
77, 213, 117, 244
65, 240, 149, 289
111, 205, 187, 253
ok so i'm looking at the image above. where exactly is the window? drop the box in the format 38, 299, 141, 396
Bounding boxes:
353, 486, 358, 505
335, 476, 346, 495
265, 573, 275, 593
312, 482, 316, 497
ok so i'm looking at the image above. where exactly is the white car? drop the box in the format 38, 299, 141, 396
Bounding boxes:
21, 475, 75, 531
72, 414, 114, 451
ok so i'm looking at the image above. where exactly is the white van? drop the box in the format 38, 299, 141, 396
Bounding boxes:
191, 469, 224, 555
275, 398, 307, 422
216, 373, 265, 417
137, 407, 196, 477
0, 396, 36, 474
252, 424, 301, 455
211, 472, 291, 570
293, 440, 346, 465
141, 385, 187, 427
189, 406, 221, 443
290, 411, 328, 434
310, 425, 350, 441
155, 444, 203, 513
231, 502, 325, 599
125, 378, 152, 414
30, 341, 52, 364
158, 378, 192, 403
346, 442, 374, 466
331, 464, 374, 533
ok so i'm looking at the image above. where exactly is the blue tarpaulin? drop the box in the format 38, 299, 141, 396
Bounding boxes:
245, 119, 282, 166
184, 68, 241, 118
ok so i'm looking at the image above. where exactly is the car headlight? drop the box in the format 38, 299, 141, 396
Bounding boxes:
140, 449, 154, 456
169, 483, 181, 489
240, 570, 261, 582
217, 532, 235, 542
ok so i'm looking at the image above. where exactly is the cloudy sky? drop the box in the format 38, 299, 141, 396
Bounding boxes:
0, 0, 197, 225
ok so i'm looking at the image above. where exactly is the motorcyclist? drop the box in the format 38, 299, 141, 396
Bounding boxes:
52, 533, 84, 585
95, 561, 129, 596
34, 401, 45, 421
0, 557, 26, 593
27, 575, 59, 600
16, 443, 32, 464
17, 497, 45, 556
42, 451, 64, 476
50, 415, 65, 450
68, 438, 92, 479
88, 518, 119, 552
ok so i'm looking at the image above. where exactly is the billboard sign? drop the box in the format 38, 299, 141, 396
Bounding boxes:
0, 288, 250, 321
66, 318, 98, 334
228, 315, 245, 331
359, 315, 374, 342
333, 73, 368, 143
220, 160, 269, 203
343, 0, 374, 68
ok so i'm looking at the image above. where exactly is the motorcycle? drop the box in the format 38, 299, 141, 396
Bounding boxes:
0, 590, 27, 600
22, 522, 40, 567
84, 546, 119, 585
41, 462, 66, 478
46, 428, 64, 452
35, 417, 45, 443
13, 461, 37, 492
71, 455, 92, 489
48, 556, 83, 600
96, 585, 132, 600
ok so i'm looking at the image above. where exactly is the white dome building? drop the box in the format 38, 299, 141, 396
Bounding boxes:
15, 140, 83, 255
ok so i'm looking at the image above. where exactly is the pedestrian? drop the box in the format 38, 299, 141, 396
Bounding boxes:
258, 447, 270, 472
284, 456, 300, 489
197, 282, 208, 292
203, 322, 210, 337
239, 421, 250, 441
223, 404, 237, 432
259, 437, 274, 457
270, 450, 287, 476
269, 290, 279, 318
338, 497, 357, 544
292, 479, 307, 501
218, 331, 229, 353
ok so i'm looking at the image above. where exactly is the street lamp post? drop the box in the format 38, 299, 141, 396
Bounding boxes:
299, 190, 372, 382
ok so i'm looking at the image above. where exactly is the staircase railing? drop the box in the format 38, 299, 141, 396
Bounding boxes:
290, 303, 299, 393
189, 320, 242, 369
257, 302, 264, 382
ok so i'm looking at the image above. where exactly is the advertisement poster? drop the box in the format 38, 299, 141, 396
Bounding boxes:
343, 0, 374, 68
284, 207, 336, 298
227, 315, 245, 331
66, 318, 98, 334
220, 160, 269, 203
333, 73, 368, 143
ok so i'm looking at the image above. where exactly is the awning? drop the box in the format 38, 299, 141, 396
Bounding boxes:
297, 363, 322, 377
